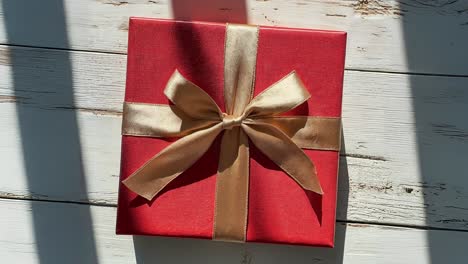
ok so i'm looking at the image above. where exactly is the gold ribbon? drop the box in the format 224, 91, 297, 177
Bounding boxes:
122, 24, 341, 242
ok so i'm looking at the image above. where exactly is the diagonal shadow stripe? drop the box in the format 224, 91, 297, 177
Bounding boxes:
396, 0, 468, 263
2, 1, 99, 263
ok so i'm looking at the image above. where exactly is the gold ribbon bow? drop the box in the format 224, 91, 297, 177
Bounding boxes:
122, 24, 341, 242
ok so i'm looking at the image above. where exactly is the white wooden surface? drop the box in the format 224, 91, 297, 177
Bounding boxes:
2, 198, 468, 264
1, 0, 468, 263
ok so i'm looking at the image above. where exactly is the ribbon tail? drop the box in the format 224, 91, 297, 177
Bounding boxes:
242, 123, 323, 195
213, 127, 250, 242
123, 123, 223, 200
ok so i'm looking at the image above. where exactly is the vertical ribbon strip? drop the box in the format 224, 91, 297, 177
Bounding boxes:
214, 24, 258, 242
122, 24, 341, 242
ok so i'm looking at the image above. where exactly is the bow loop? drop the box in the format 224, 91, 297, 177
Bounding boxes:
164, 70, 223, 120
243, 71, 310, 118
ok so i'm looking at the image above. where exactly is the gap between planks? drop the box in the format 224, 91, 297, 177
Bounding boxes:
1, 194, 467, 234
3, 43, 468, 79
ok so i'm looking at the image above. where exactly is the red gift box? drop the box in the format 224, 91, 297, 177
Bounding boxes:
116, 18, 346, 247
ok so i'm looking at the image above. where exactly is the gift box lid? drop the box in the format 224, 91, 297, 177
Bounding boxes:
117, 17, 346, 247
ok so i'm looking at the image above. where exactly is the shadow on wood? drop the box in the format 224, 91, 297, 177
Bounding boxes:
397, 1, 468, 263
1, 1, 98, 263
171, 0, 248, 23
133, 223, 347, 264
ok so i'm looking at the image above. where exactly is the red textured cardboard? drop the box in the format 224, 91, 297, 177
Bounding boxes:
117, 18, 346, 247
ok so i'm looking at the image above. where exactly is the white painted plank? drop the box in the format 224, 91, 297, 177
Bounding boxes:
1, 46, 468, 230
1, 0, 468, 75
0, 46, 127, 111
1, 198, 467, 264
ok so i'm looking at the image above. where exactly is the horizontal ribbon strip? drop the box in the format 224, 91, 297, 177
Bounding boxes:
123, 103, 341, 151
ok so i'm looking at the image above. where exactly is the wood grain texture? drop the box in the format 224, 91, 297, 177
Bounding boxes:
1, 198, 467, 264
0, 0, 468, 75
1, 45, 468, 231
1, 1, 468, 261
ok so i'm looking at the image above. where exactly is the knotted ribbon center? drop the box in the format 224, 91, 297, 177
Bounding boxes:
221, 114, 244, 130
